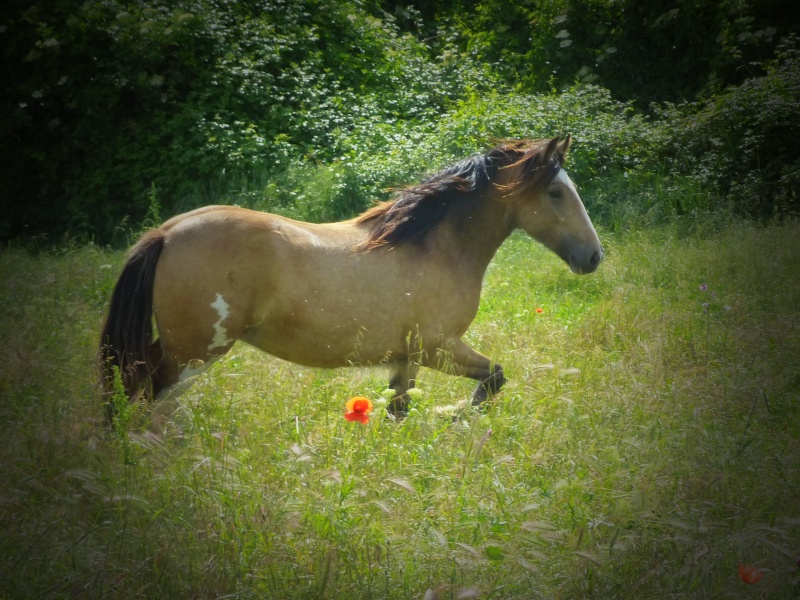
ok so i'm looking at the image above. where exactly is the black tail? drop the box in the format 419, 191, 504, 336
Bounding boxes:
99, 229, 165, 402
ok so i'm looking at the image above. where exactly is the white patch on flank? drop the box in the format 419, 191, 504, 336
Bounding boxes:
209, 293, 234, 351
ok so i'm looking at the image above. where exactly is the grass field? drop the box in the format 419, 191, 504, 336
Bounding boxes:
1, 220, 799, 598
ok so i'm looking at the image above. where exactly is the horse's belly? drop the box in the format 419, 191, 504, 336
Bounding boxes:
241, 317, 402, 368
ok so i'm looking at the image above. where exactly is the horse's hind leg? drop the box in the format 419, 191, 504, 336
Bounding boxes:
148, 324, 237, 432
150, 282, 245, 402
148, 341, 174, 397
153, 340, 234, 401
148, 347, 233, 432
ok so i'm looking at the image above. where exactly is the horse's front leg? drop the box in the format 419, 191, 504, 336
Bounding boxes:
387, 359, 419, 417
446, 338, 505, 408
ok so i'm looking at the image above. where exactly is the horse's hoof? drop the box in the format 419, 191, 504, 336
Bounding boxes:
470, 397, 493, 412
387, 397, 409, 418
386, 410, 408, 422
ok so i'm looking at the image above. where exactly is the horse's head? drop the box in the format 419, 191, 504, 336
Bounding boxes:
500, 136, 603, 274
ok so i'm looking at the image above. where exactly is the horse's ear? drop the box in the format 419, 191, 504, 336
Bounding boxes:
556, 134, 572, 164
543, 136, 561, 162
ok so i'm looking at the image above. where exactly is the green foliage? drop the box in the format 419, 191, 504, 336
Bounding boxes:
587, 168, 716, 233
1, 0, 797, 243
269, 85, 655, 223
140, 183, 162, 232
649, 36, 800, 218
438, 0, 800, 105
108, 365, 137, 464
0, 0, 495, 243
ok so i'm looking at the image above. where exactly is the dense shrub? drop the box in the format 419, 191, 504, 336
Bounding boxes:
436, 0, 800, 106
0, 0, 495, 243
266, 85, 655, 223
1, 0, 797, 244
649, 37, 800, 219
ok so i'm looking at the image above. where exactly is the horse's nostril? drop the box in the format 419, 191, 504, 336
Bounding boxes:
590, 251, 601, 267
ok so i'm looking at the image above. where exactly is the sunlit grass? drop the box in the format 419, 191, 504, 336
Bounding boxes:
1, 221, 798, 598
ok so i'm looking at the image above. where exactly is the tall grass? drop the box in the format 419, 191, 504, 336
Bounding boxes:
1, 220, 798, 598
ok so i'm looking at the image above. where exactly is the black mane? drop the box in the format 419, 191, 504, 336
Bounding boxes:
356, 138, 566, 251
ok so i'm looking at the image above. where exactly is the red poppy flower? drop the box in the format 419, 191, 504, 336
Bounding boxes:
738, 563, 765, 584
536, 307, 544, 313
345, 396, 373, 424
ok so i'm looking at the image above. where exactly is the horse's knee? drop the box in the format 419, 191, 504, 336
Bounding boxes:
471, 364, 505, 407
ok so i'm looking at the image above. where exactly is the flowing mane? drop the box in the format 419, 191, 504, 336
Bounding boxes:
355, 137, 569, 251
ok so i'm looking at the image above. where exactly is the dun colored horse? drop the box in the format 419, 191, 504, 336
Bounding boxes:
100, 136, 603, 417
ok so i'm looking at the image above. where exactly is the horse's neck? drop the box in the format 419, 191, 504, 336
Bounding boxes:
436, 196, 513, 275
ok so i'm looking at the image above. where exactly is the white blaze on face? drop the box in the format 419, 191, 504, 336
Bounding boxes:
553, 168, 579, 197
209, 293, 234, 351
553, 168, 596, 230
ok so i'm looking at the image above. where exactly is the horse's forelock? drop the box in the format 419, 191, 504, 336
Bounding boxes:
494, 138, 565, 197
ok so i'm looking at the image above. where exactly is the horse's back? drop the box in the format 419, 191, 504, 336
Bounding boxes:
161, 205, 362, 252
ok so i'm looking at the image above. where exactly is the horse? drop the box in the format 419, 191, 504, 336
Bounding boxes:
99, 135, 603, 419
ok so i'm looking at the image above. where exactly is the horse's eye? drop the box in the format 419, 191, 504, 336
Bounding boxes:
548, 188, 563, 200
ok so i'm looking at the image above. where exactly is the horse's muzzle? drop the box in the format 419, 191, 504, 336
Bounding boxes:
569, 248, 604, 274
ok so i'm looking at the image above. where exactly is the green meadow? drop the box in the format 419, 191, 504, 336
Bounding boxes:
1, 220, 798, 598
